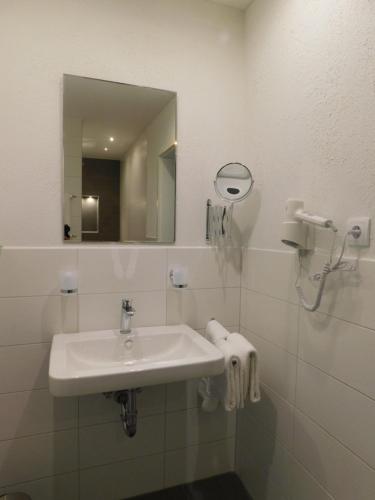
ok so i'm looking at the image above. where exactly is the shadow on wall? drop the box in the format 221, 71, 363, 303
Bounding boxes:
208, 188, 261, 279
235, 390, 328, 499
235, 391, 277, 498
232, 188, 261, 249
299, 248, 362, 319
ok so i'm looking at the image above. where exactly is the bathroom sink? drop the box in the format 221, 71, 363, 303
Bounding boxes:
49, 324, 224, 396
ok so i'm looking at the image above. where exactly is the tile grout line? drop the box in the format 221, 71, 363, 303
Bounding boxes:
291, 455, 335, 500
242, 283, 375, 334
295, 406, 375, 473
233, 246, 245, 473
242, 325, 375, 405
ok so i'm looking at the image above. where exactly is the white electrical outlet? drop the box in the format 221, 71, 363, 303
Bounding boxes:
347, 217, 371, 247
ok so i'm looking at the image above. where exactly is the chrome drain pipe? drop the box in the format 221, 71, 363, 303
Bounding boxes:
112, 389, 139, 438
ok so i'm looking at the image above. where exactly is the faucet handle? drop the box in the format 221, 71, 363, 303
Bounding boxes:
122, 298, 135, 311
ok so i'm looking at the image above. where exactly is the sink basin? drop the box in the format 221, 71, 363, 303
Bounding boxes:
49, 324, 224, 396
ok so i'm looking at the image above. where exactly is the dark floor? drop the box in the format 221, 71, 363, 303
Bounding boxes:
128, 472, 252, 500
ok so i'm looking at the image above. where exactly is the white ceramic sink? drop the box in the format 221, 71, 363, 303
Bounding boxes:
49, 324, 224, 397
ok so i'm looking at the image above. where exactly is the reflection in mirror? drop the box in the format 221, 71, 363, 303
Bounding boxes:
82, 195, 99, 234
214, 162, 254, 203
63, 74, 177, 243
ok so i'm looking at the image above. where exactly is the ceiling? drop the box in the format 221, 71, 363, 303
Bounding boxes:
209, 0, 253, 10
64, 75, 175, 160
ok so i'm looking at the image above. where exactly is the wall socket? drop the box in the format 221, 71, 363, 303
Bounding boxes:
347, 217, 371, 247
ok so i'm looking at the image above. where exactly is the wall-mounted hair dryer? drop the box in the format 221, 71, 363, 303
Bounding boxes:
280, 199, 355, 313
281, 199, 337, 250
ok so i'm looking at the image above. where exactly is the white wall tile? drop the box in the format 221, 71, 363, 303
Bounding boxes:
70, 216, 82, 242
79, 385, 165, 427
0, 430, 78, 487
300, 255, 375, 331
290, 458, 334, 500
0, 344, 50, 393
60, 294, 79, 333
0, 249, 77, 297
243, 248, 297, 303
196, 326, 239, 338
80, 454, 163, 500
167, 287, 240, 330
63, 117, 82, 139
79, 414, 164, 468
237, 248, 375, 499
0, 390, 77, 441
64, 156, 82, 177
0, 295, 77, 346
165, 407, 236, 451
239, 383, 294, 450
165, 439, 235, 488
78, 248, 166, 294
0, 472, 79, 500
294, 410, 375, 500
235, 415, 291, 500
241, 289, 299, 354
63, 137, 82, 157
167, 247, 241, 289
296, 360, 375, 468
64, 176, 82, 196
78, 291, 166, 331
242, 329, 297, 404
166, 379, 200, 412
68, 195, 82, 218
299, 310, 375, 399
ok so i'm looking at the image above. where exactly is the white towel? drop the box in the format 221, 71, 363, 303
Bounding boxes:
227, 333, 261, 403
205, 319, 229, 343
208, 338, 242, 411
203, 324, 261, 411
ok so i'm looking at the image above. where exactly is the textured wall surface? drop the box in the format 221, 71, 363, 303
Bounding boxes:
242, 0, 375, 256
236, 1, 375, 499
0, 0, 247, 246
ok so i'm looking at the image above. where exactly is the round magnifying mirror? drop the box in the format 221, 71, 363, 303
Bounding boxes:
214, 162, 254, 202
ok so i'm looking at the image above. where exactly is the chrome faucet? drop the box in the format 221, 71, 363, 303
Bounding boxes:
120, 299, 135, 334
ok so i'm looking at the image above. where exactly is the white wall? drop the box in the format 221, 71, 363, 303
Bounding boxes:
0, 246, 240, 499
120, 97, 176, 242
0, 1, 245, 497
120, 135, 148, 242
236, 2, 375, 499
242, 0, 375, 256
0, 0, 247, 246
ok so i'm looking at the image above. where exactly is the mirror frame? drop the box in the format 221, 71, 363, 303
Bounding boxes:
214, 162, 254, 203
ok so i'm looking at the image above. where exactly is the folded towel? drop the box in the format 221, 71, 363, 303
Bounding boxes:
203, 319, 261, 411
205, 319, 229, 343
227, 333, 261, 403
216, 338, 241, 411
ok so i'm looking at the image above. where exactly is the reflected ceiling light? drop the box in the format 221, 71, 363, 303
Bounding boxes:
174, 141, 178, 146
109, 137, 114, 142
104, 147, 108, 151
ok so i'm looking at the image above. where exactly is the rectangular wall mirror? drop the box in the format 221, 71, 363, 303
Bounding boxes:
63, 74, 177, 243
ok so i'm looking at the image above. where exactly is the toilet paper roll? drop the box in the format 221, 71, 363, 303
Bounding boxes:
205, 320, 229, 343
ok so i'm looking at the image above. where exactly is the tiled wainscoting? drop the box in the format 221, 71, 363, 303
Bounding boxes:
0, 246, 240, 499
236, 248, 375, 500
